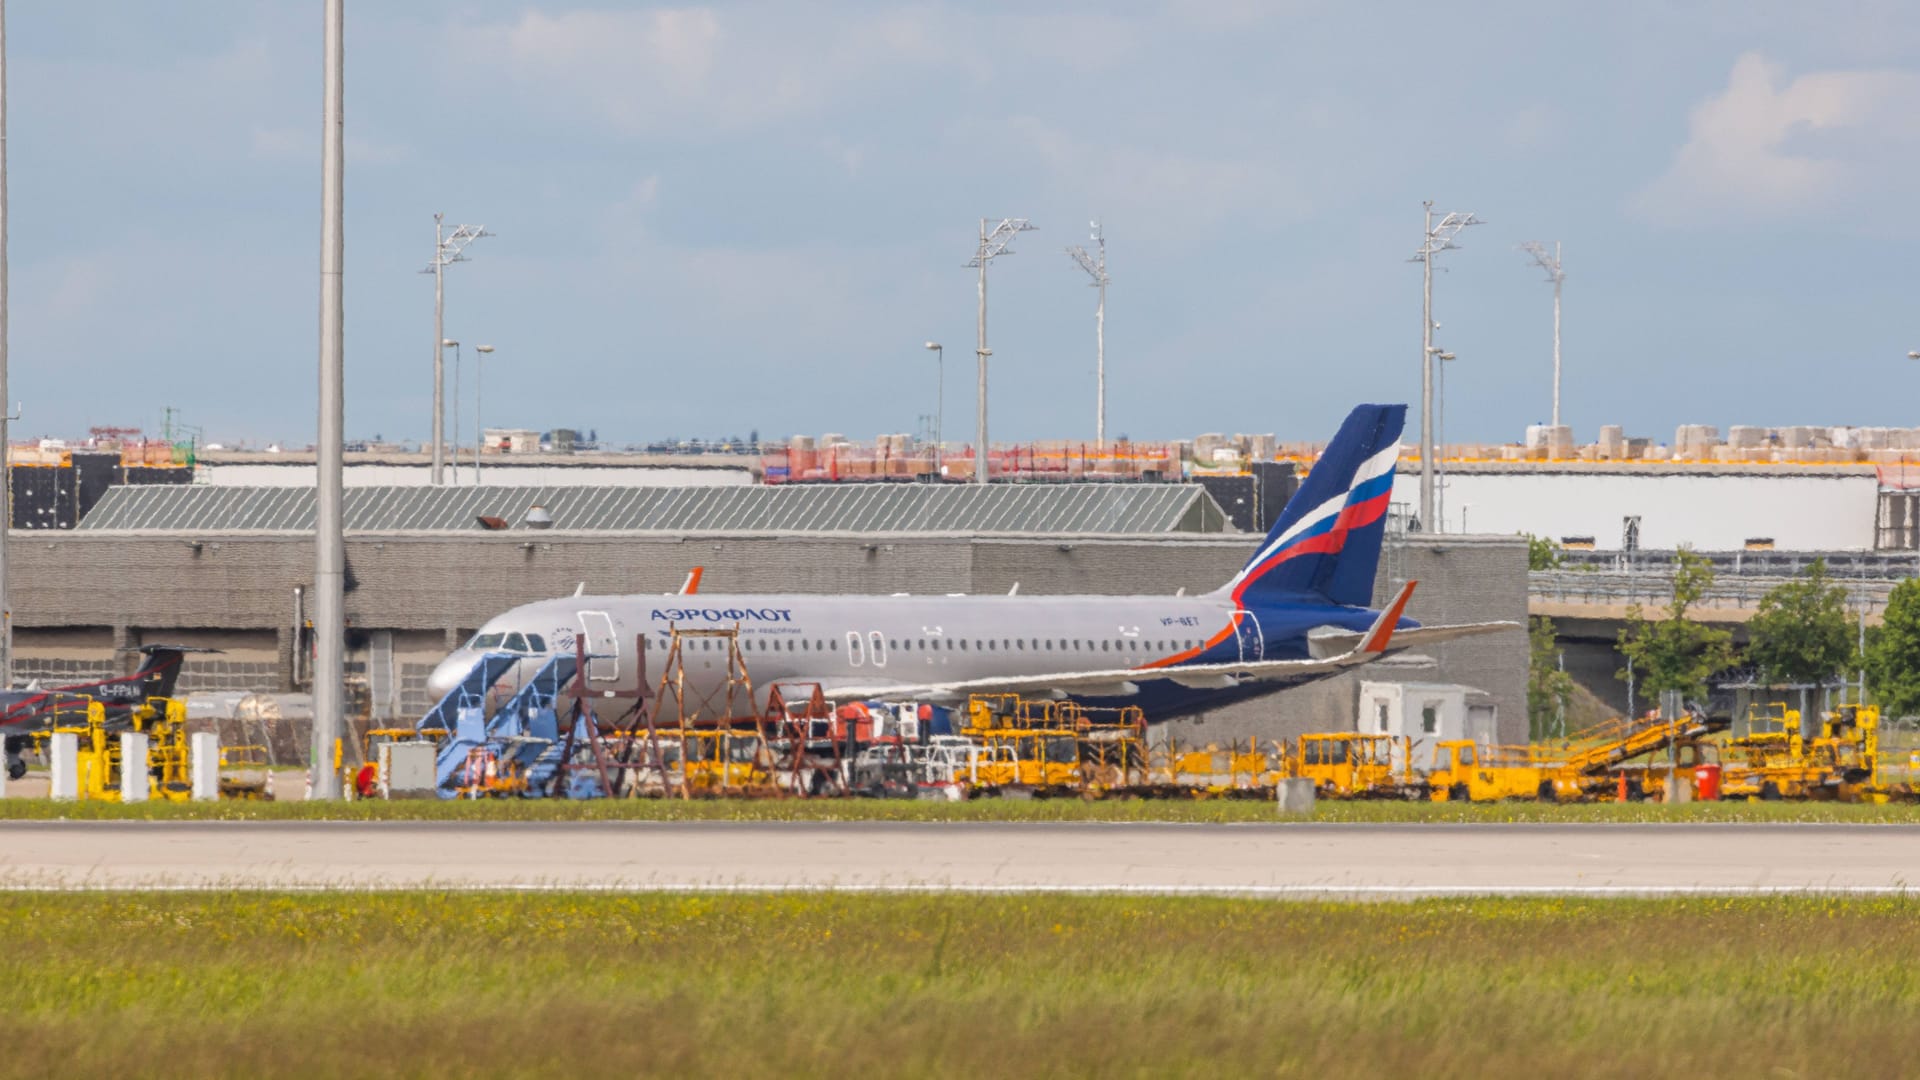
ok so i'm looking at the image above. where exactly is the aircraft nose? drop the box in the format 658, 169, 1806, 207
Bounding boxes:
426, 652, 470, 701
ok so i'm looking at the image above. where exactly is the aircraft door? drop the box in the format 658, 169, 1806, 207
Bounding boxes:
578, 611, 619, 682
1232, 609, 1263, 663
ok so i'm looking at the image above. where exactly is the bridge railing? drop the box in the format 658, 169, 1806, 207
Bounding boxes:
1529, 571, 1893, 615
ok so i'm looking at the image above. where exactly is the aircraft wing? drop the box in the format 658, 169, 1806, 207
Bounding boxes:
822, 652, 1373, 704
1305, 620, 1518, 658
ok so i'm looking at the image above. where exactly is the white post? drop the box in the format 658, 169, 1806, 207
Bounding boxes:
1550, 241, 1562, 429
0, 0, 11, 690
431, 214, 445, 484
119, 732, 149, 802
975, 218, 989, 486
190, 731, 219, 801
310, 0, 346, 799
1094, 247, 1106, 447
48, 731, 75, 800
1419, 202, 1435, 532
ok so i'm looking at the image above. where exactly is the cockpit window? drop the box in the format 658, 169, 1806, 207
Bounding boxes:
525, 634, 547, 653
470, 632, 505, 650
503, 633, 529, 653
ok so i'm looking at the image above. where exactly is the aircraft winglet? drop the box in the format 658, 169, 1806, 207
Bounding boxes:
1358, 580, 1417, 653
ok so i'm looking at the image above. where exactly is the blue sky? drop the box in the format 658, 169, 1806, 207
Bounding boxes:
12, 2, 1920, 448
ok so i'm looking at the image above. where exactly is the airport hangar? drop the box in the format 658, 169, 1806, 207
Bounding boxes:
15, 481, 1526, 751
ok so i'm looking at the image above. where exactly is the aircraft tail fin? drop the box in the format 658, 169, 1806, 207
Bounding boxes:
133, 644, 219, 702
1219, 404, 1404, 609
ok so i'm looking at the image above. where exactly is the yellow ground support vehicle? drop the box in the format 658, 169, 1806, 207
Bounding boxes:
678, 728, 774, 794
1718, 703, 1880, 800
1290, 734, 1414, 798
53, 697, 194, 802
1427, 740, 1556, 802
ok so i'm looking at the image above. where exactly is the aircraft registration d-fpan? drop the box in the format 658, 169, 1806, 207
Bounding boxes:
0, 822, 1913, 896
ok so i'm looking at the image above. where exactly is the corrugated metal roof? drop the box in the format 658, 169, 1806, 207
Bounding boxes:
78, 483, 1231, 534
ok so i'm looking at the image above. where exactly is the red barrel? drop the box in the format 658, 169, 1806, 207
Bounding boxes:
1694, 763, 1721, 802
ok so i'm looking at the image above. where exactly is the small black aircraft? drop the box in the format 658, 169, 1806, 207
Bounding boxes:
0, 644, 216, 779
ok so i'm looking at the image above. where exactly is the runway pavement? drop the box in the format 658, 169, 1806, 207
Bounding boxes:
0, 821, 1914, 895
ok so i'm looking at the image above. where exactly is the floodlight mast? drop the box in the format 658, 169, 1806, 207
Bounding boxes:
422, 215, 490, 485
965, 217, 1035, 485
1520, 241, 1566, 428
1066, 221, 1111, 446
1410, 201, 1481, 532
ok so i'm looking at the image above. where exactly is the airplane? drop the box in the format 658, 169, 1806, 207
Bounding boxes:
425, 403, 1516, 724
0, 644, 213, 778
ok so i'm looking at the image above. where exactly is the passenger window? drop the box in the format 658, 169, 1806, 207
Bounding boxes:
1101, 641, 1110, 652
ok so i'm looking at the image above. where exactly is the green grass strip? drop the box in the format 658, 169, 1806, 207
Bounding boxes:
3, 795, 1920, 823
0, 892, 1915, 1077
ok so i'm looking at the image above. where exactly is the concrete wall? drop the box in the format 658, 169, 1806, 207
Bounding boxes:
11, 530, 1526, 743
1391, 469, 1878, 549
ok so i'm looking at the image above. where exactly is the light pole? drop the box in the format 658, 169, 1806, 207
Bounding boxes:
1066, 222, 1110, 445
474, 345, 494, 484
312, 0, 346, 799
1435, 349, 1455, 532
923, 342, 943, 479
443, 339, 460, 482
1411, 201, 1481, 532
966, 217, 1035, 485
1521, 241, 1566, 427
423, 216, 490, 485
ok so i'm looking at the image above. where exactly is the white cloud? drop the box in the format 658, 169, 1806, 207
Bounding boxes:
452, 6, 953, 135
1008, 116, 1300, 230
1634, 52, 1920, 222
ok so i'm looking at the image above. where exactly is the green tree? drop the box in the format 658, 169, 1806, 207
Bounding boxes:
1746, 558, 1854, 687
1867, 579, 1920, 718
1616, 548, 1735, 704
1528, 616, 1576, 740
1526, 534, 1561, 572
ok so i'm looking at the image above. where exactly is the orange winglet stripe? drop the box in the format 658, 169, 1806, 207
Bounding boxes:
1360, 581, 1418, 653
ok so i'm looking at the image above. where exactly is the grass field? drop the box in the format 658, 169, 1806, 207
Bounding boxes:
3, 892, 1916, 1077
4, 793, 1920, 823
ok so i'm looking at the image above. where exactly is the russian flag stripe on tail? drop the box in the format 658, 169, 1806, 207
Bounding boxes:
1219, 404, 1405, 609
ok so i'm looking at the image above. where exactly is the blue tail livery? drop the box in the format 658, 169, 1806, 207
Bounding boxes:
1218, 403, 1404, 609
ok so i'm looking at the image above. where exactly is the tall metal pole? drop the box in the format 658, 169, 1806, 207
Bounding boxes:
431, 214, 445, 484
1414, 203, 1481, 532
450, 341, 460, 483
311, 0, 346, 800
965, 217, 1034, 486
1521, 241, 1566, 430
923, 343, 943, 478
1419, 203, 1435, 531
1551, 241, 1563, 428
1068, 224, 1110, 446
475, 344, 494, 485
1095, 262, 1105, 446
0, 0, 13, 689
975, 219, 989, 486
